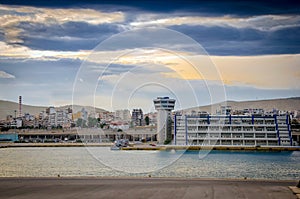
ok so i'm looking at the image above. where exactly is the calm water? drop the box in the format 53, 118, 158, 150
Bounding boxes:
0, 147, 299, 180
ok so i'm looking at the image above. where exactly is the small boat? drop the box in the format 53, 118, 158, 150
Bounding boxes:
110, 139, 129, 150
110, 145, 120, 150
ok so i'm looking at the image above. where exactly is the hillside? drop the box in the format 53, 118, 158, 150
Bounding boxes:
0, 100, 106, 120
59, 105, 106, 115
182, 97, 300, 114
0, 100, 47, 119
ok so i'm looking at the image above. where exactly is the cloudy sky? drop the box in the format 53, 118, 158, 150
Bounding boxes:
0, 0, 299, 112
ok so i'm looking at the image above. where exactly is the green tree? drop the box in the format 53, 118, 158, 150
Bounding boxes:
88, 117, 98, 128
164, 139, 172, 145
100, 123, 106, 129
145, 116, 150, 125
76, 118, 87, 128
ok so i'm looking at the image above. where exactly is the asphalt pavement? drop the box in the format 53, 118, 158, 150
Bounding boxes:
0, 177, 297, 199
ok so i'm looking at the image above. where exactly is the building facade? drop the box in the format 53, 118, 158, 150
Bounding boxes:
115, 109, 131, 122
175, 114, 292, 146
131, 109, 144, 126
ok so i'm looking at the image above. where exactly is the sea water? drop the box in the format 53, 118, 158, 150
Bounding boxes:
0, 147, 299, 180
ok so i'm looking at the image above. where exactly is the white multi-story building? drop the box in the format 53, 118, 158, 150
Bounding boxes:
175, 114, 292, 146
115, 109, 131, 122
56, 110, 64, 127
44, 107, 73, 128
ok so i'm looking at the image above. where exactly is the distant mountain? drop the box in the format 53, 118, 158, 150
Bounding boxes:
0, 100, 107, 120
182, 97, 300, 114
1, 97, 300, 120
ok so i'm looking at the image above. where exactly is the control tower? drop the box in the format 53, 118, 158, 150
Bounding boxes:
153, 97, 175, 144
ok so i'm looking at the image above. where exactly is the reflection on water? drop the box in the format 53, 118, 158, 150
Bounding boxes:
87, 147, 185, 173
0, 147, 299, 180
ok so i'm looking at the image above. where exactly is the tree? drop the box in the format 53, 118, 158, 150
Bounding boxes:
100, 123, 106, 129
88, 117, 98, 128
76, 118, 87, 128
145, 116, 150, 125
292, 119, 299, 125
164, 139, 172, 145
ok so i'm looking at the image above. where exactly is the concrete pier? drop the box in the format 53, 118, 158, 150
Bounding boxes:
0, 177, 296, 199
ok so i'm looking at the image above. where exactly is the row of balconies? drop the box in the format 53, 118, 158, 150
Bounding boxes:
186, 135, 278, 139
186, 118, 275, 121
213, 121, 274, 125
177, 132, 289, 138
212, 127, 274, 131
184, 129, 277, 133
176, 133, 289, 138
177, 135, 290, 141
178, 116, 285, 120
177, 137, 279, 142
178, 131, 288, 136
177, 128, 289, 133
177, 138, 278, 142
185, 123, 276, 127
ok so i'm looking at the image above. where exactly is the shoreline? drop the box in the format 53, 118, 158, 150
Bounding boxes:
0, 176, 297, 182
1, 142, 300, 151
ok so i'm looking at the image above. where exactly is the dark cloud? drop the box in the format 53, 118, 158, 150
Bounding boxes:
262, 27, 300, 53
1, 2, 298, 55
1, 0, 299, 15
18, 20, 298, 56
169, 25, 300, 55
18, 22, 123, 51
0, 31, 4, 41
17, 21, 300, 55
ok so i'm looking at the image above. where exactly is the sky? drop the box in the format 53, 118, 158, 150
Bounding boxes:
0, 0, 299, 112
